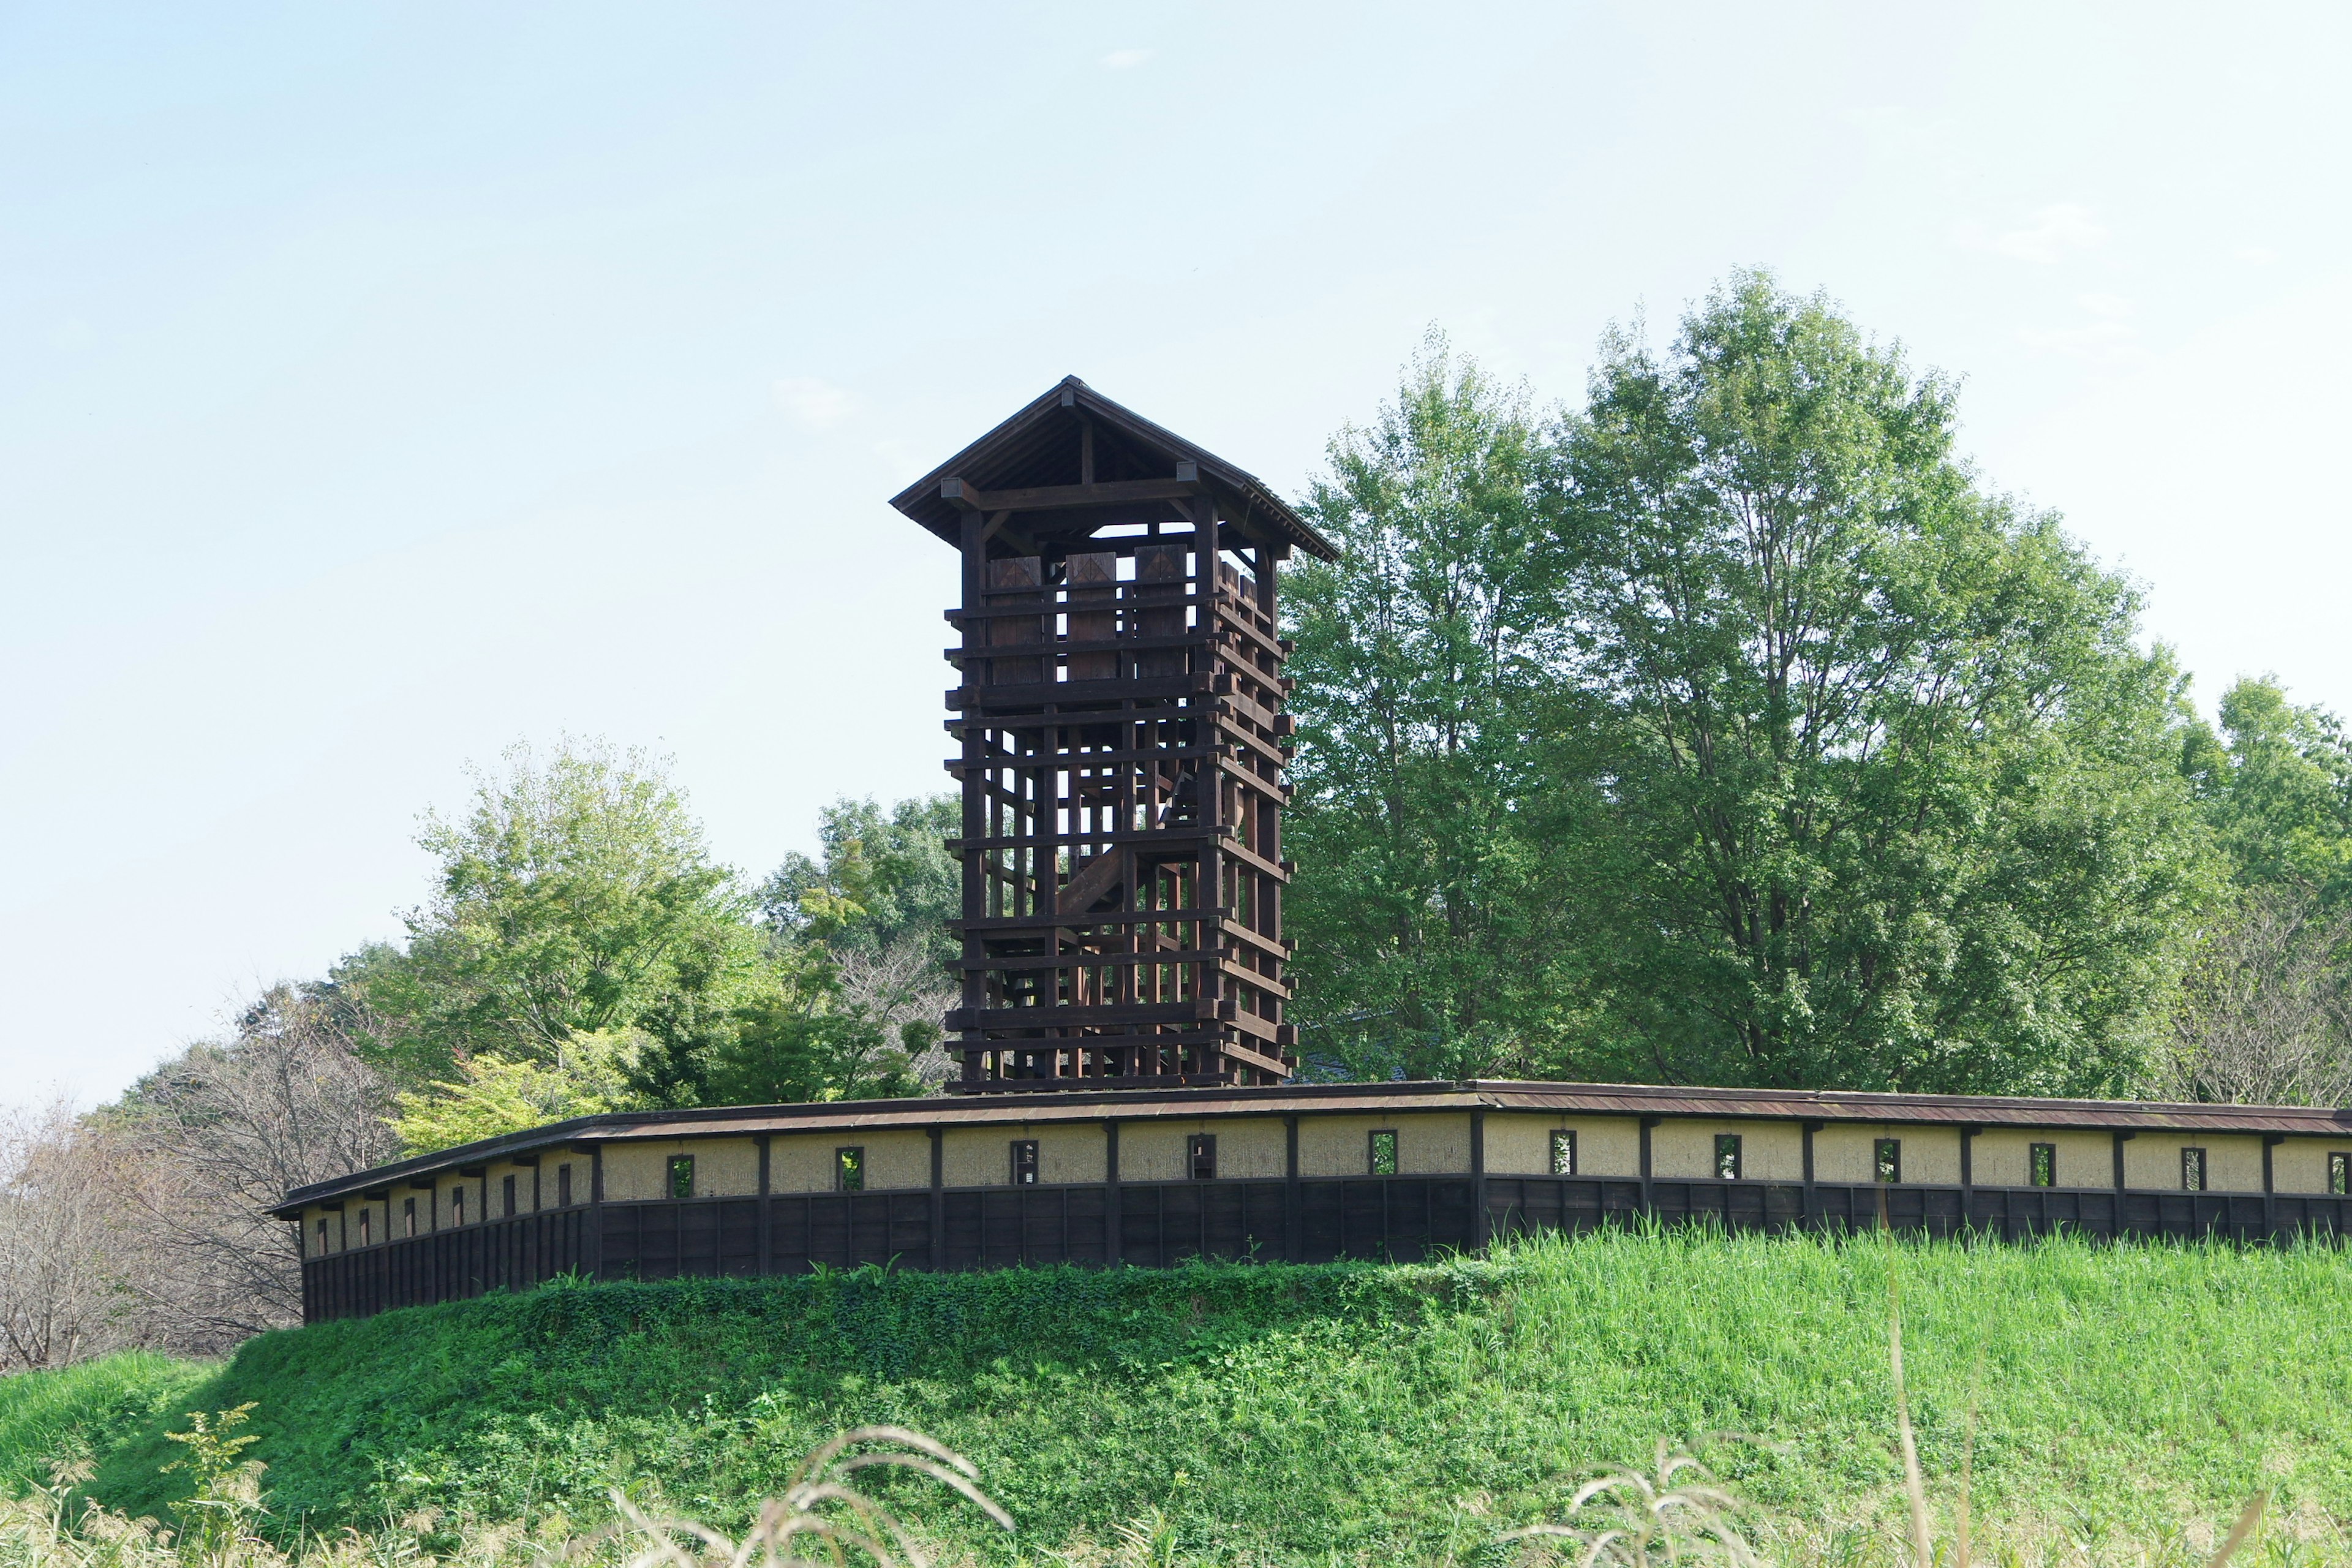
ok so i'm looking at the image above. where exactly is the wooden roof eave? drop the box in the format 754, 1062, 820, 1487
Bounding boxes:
274, 1079, 2352, 1215
1467, 1080, 2352, 1136
888, 376, 1338, 563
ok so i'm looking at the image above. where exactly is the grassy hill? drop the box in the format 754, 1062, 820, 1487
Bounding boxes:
0, 1352, 208, 1499
12, 1227, 2352, 1561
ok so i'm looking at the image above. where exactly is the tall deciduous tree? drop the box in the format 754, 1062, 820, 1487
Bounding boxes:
758, 794, 959, 1087
2169, 677, 2352, 1103
760, 795, 960, 968
2184, 676, 2352, 903
115, 984, 399, 1336
347, 739, 749, 1085
1284, 281, 2217, 1095
1283, 334, 1593, 1078
1545, 273, 2213, 1093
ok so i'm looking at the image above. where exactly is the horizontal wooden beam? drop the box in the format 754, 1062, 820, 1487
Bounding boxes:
941, 473, 1203, 514
952, 905, 1230, 932
948, 1000, 1222, 1030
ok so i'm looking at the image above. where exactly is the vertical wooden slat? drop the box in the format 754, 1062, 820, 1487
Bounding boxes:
1470, 1107, 1488, 1251
1640, 1117, 1657, 1216
1284, 1115, 1300, 1264
2111, 1131, 2132, 1239
929, 1128, 946, 1272
587, 1146, 605, 1280
757, 1134, 772, 1275
1104, 1120, 1121, 1265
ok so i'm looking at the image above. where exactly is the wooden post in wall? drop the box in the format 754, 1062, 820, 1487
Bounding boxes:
1801, 1121, 1820, 1233
2263, 1133, 2283, 1242
929, 1128, 946, 1273
1284, 1115, 1301, 1264
1639, 1117, 1657, 1221
1959, 1125, 1978, 1238
587, 1145, 605, 1280
1104, 1121, 1123, 1265
1469, 1107, 1488, 1252
2111, 1131, 2134, 1241
756, 1134, 772, 1276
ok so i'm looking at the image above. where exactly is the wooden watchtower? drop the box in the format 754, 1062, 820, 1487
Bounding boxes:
891, 378, 1338, 1093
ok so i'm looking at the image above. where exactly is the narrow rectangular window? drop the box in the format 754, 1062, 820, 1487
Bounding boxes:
668, 1155, 696, 1200
1875, 1138, 1902, 1185
452, 1186, 466, 1226
317, 1218, 329, 1255
559, 1163, 573, 1207
2182, 1147, 2207, 1191
1369, 1130, 1398, 1176
403, 1197, 417, 1237
1550, 1129, 1576, 1176
1011, 1140, 1039, 1185
837, 1147, 864, 1193
503, 1174, 518, 1217
1188, 1134, 1216, 1180
2332, 1152, 2350, 1196
2029, 1143, 2056, 1188
358, 1208, 371, 1246
1715, 1133, 1743, 1181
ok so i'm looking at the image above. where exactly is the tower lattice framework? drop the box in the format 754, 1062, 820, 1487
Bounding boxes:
890, 378, 1338, 1092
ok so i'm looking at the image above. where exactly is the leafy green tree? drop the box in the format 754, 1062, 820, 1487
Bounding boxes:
760, 794, 960, 967
2166, 677, 2352, 1105
1544, 272, 2215, 1093
1282, 333, 1596, 1078
2183, 676, 2352, 902
622, 918, 924, 1108
386, 1031, 640, 1153
754, 794, 959, 1091
347, 754, 943, 1142
348, 740, 750, 1085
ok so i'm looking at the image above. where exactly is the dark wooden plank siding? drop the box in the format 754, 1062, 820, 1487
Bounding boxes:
299, 1180, 2352, 1323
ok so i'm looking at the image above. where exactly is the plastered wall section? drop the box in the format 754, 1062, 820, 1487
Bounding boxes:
1123, 1117, 1287, 1180
2123, 1133, 2263, 1193
1485, 1114, 1638, 1178
484, 1158, 541, 1218
943, 1123, 1107, 1186
1297, 1112, 1471, 1178
437, 1172, 485, 1231
546, 1153, 589, 1210
2275, 1137, 2352, 1195
603, 1138, 762, 1201
1970, 1129, 2110, 1189
770, 1128, 930, 1193
1815, 1123, 1961, 1185
1652, 1119, 1804, 1182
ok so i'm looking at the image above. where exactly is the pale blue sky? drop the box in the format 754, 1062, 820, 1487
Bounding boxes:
6, 2, 2348, 1104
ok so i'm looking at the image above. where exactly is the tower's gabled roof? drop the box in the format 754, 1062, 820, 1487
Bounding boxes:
888, 375, 1338, 561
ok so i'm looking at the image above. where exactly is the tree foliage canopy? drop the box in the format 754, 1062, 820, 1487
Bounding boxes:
1286, 276, 2215, 1095
1283, 334, 1588, 1078
342, 745, 955, 1150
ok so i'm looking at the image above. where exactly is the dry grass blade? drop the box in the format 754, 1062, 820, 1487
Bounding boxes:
2205, 1493, 2265, 1567
601, 1425, 1011, 1568
1887, 1293, 1932, 1568
1500, 1441, 1757, 1566
1955, 1343, 1984, 1568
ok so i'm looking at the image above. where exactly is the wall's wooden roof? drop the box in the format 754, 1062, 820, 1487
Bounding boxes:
888, 376, 1339, 562
271, 1080, 2352, 1217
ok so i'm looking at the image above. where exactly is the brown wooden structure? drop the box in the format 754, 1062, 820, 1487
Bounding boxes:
889, 379, 1337, 1093
279, 1080, 2352, 1324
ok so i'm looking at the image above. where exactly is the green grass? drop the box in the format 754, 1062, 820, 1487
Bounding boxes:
26, 1229, 2352, 1562
0, 1353, 211, 1497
